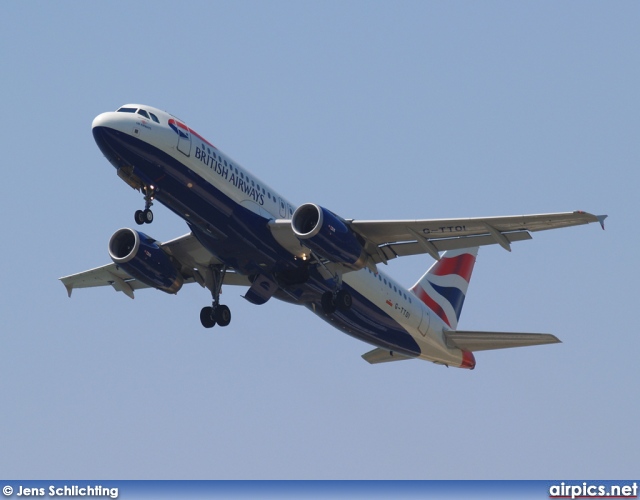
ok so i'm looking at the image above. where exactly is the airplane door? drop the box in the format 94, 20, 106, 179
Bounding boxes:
278, 197, 287, 218
177, 126, 192, 157
170, 119, 192, 157
417, 308, 430, 336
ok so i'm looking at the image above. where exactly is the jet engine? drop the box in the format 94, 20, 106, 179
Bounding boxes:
291, 203, 367, 269
108, 228, 184, 294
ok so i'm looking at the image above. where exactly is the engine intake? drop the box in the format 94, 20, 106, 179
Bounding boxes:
291, 203, 367, 269
108, 228, 183, 294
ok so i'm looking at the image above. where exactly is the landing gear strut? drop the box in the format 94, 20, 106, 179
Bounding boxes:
135, 185, 156, 225
200, 265, 232, 329
308, 250, 353, 315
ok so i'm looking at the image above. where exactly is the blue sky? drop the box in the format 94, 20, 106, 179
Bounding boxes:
0, 1, 637, 479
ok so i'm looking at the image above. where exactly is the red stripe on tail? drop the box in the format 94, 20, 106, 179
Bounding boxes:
411, 284, 452, 328
431, 253, 476, 282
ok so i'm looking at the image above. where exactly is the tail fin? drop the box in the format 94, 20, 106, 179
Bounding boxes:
410, 247, 478, 330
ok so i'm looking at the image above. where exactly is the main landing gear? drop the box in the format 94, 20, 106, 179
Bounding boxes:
200, 304, 231, 328
134, 185, 156, 225
200, 265, 232, 329
321, 289, 352, 314
308, 251, 353, 315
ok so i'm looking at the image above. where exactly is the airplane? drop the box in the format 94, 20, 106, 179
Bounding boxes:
60, 104, 607, 369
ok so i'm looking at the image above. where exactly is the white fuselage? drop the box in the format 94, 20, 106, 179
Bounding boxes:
92, 105, 470, 368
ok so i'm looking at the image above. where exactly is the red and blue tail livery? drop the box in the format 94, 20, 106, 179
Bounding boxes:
60, 104, 607, 369
411, 248, 478, 330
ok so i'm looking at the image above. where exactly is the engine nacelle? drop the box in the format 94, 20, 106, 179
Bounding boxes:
291, 203, 367, 270
108, 228, 184, 294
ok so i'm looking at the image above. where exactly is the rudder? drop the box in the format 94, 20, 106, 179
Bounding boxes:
410, 247, 479, 330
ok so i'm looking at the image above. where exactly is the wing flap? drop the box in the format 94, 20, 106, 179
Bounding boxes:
378, 230, 532, 262
444, 330, 561, 352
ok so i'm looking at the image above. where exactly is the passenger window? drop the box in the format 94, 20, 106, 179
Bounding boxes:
149, 112, 160, 123
137, 109, 150, 119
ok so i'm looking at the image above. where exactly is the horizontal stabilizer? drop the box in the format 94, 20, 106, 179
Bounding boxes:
362, 348, 414, 364
444, 330, 561, 352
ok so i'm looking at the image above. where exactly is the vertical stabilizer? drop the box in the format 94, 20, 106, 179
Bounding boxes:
410, 247, 478, 330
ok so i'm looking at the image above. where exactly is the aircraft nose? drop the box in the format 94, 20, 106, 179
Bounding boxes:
92, 111, 118, 131
92, 112, 107, 129
92, 112, 130, 170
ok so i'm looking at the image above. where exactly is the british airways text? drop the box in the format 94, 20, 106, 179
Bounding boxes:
195, 147, 265, 205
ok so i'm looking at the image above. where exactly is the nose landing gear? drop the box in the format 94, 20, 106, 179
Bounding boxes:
134, 209, 154, 225
134, 185, 156, 225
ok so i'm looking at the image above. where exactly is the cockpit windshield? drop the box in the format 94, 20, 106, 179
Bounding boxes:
116, 106, 160, 123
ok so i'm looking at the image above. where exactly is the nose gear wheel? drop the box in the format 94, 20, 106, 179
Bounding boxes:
134, 185, 156, 225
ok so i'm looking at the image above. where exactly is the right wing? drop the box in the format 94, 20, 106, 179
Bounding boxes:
60, 233, 250, 299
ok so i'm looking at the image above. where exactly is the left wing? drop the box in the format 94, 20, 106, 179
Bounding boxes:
269, 210, 606, 265
60, 233, 250, 299
350, 211, 606, 262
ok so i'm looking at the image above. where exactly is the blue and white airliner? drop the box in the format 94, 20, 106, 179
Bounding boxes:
60, 104, 606, 369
